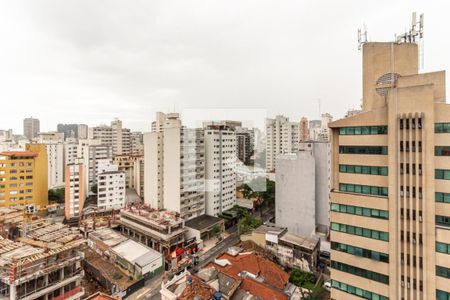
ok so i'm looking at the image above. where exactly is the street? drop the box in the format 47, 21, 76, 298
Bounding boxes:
129, 232, 240, 299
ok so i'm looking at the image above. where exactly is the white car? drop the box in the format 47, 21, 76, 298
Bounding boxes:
323, 280, 331, 291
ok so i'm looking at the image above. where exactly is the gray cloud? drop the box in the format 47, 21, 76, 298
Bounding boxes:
0, 0, 448, 132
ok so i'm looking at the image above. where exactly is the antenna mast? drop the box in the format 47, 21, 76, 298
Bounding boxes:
358, 24, 368, 51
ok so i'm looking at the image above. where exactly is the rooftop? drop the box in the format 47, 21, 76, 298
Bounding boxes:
279, 232, 319, 251
0, 151, 37, 158
89, 228, 127, 248
210, 251, 289, 290
111, 239, 161, 267
254, 223, 287, 235
84, 292, 118, 300
121, 204, 183, 229
185, 214, 223, 231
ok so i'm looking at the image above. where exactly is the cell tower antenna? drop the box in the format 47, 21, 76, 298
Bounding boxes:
395, 12, 424, 44
358, 23, 368, 51
317, 98, 321, 117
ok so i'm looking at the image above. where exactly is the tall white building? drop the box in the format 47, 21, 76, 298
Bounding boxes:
44, 142, 64, 189
65, 162, 86, 220
78, 140, 113, 191
204, 124, 236, 216
265, 115, 299, 172
144, 112, 205, 220
36, 132, 65, 189
97, 169, 126, 211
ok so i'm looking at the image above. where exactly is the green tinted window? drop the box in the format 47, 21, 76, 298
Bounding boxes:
339, 126, 388, 135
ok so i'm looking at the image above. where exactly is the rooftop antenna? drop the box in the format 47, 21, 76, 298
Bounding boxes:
395, 13, 424, 69
317, 98, 321, 118
358, 23, 368, 51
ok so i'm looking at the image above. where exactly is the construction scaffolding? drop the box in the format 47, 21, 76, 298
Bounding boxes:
0, 217, 86, 300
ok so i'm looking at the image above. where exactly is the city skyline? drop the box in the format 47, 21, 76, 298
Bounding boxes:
1, 1, 449, 133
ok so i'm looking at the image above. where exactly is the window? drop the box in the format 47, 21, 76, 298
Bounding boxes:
331, 280, 388, 300
331, 242, 389, 263
339, 146, 388, 155
436, 169, 450, 180
331, 203, 388, 219
436, 266, 450, 279
331, 261, 389, 284
330, 222, 389, 241
436, 242, 450, 254
435, 123, 450, 133
437, 290, 450, 300
436, 215, 450, 227
435, 146, 450, 156
339, 183, 388, 197
339, 164, 388, 176
339, 126, 388, 135
436, 192, 450, 203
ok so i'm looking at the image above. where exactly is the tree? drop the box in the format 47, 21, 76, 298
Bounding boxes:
210, 225, 221, 239
48, 188, 65, 203
91, 183, 98, 194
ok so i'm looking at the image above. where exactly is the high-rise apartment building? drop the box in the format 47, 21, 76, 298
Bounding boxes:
299, 117, 310, 141
144, 112, 205, 220
57, 123, 88, 140
130, 131, 144, 155
36, 133, 65, 189
329, 40, 450, 298
89, 119, 130, 155
0, 144, 48, 208
265, 115, 299, 172
78, 140, 113, 191
23, 117, 40, 140
236, 127, 254, 165
204, 124, 236, 216
65, 162, 86, 220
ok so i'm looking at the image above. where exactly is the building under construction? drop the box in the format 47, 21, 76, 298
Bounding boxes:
0, 209, 86, 300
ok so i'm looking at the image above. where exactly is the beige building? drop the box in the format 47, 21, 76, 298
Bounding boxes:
329, 41, 450, 299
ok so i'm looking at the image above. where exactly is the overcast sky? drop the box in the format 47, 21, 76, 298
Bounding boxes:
0, 1, 449, 133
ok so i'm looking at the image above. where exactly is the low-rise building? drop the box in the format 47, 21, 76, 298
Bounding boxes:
184, 214, 225, 247
88, 228, 164, 281
242, 224, 320, 272
119, 205, 191, 267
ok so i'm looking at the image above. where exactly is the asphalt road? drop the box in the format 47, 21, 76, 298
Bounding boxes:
131, 232, 240, 300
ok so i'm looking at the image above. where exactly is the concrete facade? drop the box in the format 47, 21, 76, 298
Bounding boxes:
329, 40, 450, 299
275, 151, 316, 237
204, 125, 236, 216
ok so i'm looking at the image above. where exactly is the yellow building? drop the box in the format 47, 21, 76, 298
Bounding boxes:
329, 38, 450, 299
0, 144, 48, 208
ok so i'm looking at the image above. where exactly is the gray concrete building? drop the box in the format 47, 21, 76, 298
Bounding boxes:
275, 141, 330, 237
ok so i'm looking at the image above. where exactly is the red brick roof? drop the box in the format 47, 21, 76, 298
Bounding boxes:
212, 253, 289, 289
208, 252, 289, 300
178, 275, 215, 300
0, 151, 36, 158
